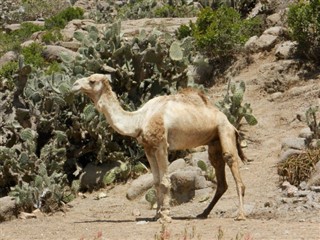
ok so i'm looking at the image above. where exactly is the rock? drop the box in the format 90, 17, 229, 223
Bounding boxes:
307, 161, 320, 187
26, 20, 45, 27
244, 35, 259, 52
168, 158, 187, 173
59, 41, 82, 51
279, 149, 303, 163
299, 181, 307, 190
281, 181, 298, 197
255, 34, 278, 51
287, 185, 298, 197
294, 190, 310, 197
310, 186, 320, 193
79, 162, 119, 191
263, 26, 287, 36
60, 19, 99, 41
0, 196, 18, 222
275, 41, 298, 60
299, 128, 313, 139
19, 212, 37, 220
94, 192, 107, 200
126, 173, 154, 200
281, 137, 306, 151
42, 45, 80, 62
268, 92, 283, 101
309, 139, 320, 149
4, 23, 21, 32
20, 40, 35, 48
189, 151, 210, 168
244, 203, 255, 215
0, 51, 18, 68
170, 169, 196, 204
266, 13, 282, 26
132, 208, 141, 217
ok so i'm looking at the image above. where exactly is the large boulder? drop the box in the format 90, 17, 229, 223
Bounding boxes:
79, 162, 119, 191
0, 196, 18, 222
42, 45, 80, 62
0, 51, 18, 68
126, 173, 154, 200
170, 169, 196, 204
275, 41, 298, 60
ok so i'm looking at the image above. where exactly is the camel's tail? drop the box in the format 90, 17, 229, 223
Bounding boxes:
235, 130, 248, 164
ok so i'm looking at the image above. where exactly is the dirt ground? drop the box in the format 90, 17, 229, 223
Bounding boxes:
1, 54, 320, 239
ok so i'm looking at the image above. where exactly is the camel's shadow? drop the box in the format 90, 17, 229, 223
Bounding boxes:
74, 215, 199, 224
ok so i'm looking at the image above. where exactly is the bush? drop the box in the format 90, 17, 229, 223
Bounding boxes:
0, 61, 18, 90
44, 7, 84, 30
0, 22, 44, 55
176, 24, 193, 40
20, 0, 70, 21
21, 42, 45, 68
192, 6, 261, 58
42, 29, 62, 44
288, 0, 320, 61
277, 149, 320, 187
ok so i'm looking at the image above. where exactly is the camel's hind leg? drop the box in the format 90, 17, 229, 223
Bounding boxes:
197, 141, 228, 218
219, 126, 246, 220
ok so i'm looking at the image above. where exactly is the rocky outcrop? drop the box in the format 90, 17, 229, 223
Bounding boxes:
126, 155, 214, 204
0, 196, 18, 222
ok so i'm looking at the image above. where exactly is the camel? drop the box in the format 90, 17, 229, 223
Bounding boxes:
71, 73, 247, 222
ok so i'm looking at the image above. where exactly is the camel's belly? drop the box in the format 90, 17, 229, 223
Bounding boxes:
167, 125, 218, 150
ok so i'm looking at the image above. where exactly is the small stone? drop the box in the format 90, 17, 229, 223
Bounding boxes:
264, 201, 272, 208
19, 212, 37, 219
286, 185, 298, 197
294, 190, 310, 197
310, 186, 320, 193
299, 181, 307, 190
132, 209, 141, 217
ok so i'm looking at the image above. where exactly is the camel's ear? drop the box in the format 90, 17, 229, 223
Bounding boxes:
105, 74, 112, 83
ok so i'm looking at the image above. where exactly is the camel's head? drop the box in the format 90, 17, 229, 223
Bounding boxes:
71, 74, 111, 100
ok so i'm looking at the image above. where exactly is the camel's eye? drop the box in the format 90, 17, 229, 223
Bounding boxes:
89, 80, 95, 85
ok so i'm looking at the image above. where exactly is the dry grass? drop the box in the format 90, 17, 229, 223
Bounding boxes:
277, 148, 320, 186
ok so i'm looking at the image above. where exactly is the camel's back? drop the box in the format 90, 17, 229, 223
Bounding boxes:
139, 89, 228, 150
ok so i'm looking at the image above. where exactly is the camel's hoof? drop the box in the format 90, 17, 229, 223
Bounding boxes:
196, 213, 208, 219
235, 213, 246, 221
157, 215, 172, 223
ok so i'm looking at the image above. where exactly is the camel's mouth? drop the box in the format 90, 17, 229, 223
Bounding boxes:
71, 82, 82, 93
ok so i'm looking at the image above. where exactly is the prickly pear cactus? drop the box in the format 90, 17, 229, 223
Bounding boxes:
216, 81, 258, 129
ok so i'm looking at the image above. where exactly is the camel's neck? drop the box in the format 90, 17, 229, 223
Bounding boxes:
94, 88, 141, 138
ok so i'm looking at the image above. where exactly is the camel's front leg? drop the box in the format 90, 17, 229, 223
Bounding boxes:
154, 143, 172, 223
144, 147, 161, 220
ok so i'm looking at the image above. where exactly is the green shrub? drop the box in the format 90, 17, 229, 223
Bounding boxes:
21, 42, 45, 68
0, 61, 18, 89
45, 7, 84, 30
192, 6, 261, 58
288, 0, 320, 61
42, 29, 63, 44
20, 0, 70, 21
0, 22, 44, 55
176, 24, 193, 40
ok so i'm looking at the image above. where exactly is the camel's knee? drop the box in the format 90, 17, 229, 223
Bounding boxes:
223, 153, 235, 167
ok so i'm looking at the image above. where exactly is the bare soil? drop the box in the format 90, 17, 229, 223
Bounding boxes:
1, 54, 320, 240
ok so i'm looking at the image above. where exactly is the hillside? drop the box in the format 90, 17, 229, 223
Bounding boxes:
1, 37, 320, 240
0, 1, 320, 239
